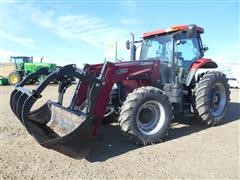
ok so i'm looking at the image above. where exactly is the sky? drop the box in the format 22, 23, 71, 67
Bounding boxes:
0, 0, 239, 67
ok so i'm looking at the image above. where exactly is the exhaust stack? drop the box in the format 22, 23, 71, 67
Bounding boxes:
130, 32, 136, 61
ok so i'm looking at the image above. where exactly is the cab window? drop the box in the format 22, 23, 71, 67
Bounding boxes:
175, 38, 200, 62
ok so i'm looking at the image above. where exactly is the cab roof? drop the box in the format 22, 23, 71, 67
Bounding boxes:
143, 24, 204, 38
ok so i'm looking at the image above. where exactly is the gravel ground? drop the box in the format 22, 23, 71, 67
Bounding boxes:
0, 85, 239, 179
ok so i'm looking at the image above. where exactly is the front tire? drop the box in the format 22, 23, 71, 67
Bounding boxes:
119, 86, 172, 145
8, 71, 22, 85
194, 71, 230, 125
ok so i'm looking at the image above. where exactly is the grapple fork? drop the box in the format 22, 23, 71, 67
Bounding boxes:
10, 64, 102, 159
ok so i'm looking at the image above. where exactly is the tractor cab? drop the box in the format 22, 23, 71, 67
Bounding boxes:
10, 56, 33, 63
130, 25, 208, 85
10, 56, 33, 71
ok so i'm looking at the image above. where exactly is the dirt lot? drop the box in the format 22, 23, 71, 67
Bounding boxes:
1, 85, 239, 179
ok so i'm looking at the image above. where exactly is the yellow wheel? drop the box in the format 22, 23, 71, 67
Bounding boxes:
10, 75, 18, 84
8, 71, 22, 85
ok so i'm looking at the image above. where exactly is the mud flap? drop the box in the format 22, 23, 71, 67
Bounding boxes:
10, 65, 99, 159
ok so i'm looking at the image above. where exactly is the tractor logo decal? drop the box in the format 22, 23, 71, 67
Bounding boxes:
139, 61, 154, 66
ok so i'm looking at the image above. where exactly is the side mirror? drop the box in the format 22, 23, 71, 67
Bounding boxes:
202, 46, 209, 52
126, 40, 130, 50
186, 24, 197, 38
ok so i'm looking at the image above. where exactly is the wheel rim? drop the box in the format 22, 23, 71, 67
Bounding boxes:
10, 75, 18, 84
136, 100, 165, 135
210, 82, 227, 117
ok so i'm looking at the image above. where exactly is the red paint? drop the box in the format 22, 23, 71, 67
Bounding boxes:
143, 25, 204, 38
129, 68, 152, 77
122, 80, 139, 93
75, 82, 88, 108
190, 58, 214, 70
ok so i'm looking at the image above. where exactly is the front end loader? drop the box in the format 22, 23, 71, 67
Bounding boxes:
10, 60, 161, 158
10, 24, 230, 159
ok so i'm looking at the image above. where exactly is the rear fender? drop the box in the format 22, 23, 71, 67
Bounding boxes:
185, 58, 218, 86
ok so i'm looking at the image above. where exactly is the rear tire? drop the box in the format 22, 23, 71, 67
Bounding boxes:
8, 71, 22, 85
194, 71, 230, 125
119, 86, 172, 145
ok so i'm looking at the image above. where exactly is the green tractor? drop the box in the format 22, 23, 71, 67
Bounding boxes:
7, 56, 57, 85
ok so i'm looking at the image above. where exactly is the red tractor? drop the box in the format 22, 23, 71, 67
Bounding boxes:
10, 24, 229, 159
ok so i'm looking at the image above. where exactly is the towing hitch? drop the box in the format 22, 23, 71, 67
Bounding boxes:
10, 64, 102, 159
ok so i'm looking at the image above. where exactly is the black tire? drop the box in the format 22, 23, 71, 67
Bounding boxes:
194, 71, 230, 125
8, 71, 22, 85
119, 86, 172, 145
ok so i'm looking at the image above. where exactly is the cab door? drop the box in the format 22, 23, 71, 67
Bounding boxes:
175, 36, 201, 83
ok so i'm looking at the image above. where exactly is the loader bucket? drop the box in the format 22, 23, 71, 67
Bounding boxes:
10, 65, 101, 159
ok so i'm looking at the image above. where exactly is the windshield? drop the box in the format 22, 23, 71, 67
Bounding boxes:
14, 57, 24, 63
11, 57, 33, 63
140, 35, 173, 62
140, 35, 173, 84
